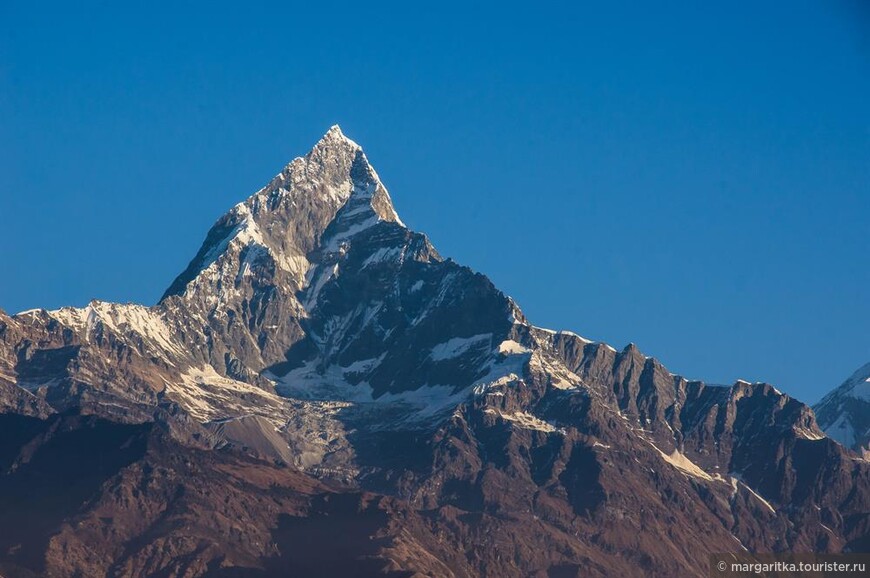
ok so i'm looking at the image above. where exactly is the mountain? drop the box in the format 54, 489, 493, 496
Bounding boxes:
0, 126, 867, 578
814, 362, 870, 456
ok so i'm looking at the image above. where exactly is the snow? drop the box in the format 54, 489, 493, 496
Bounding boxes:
473, 373, 521, 396
470, 340, 534, 397
279, 329, 531, 419
341, 202, 377, 219
46, 302, 184, 361
277, 360, 371, 401
411, 271, 459, 325
179, 207, 313, 307
842, 362, 870, 402
730, 474, 776, 514
233, 207, 308, 279
793, 426, 825, 441
322, 214, 380, 252
107, 304, 184, 355
376, 385, 472, 419
236, 245, 268, 279
485, 409, 563, 434
731, 534, 749, 552
558, 330, 591, 342
531, 325, 595, 345
276, 252, 310, 282
850, 384, 870, 402
430, 334, 492, 361
13, 308, 43, 316
527, 350, 583, 391
276, 358, 475, 422
165, 365, 288, 425
814, 362, 870, 451
647, 441, 712, 481
361, 246, 404, 268
175, 125, 408, 303
341, 355, 384, 374
823, 414, 856, 448
199, 205, 264, 268
409, 280, 424, 293
303, 263, 339, 309
46, 306, 87, 330
498, 340, 530, 355
710, 473, 729, 485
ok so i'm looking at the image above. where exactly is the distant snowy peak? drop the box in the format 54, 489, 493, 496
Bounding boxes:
814, 361, 870, 454
842, 362, 870, 402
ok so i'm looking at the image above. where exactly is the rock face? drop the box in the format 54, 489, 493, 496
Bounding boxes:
815, 362, 870, 456
0, 127, 867, 578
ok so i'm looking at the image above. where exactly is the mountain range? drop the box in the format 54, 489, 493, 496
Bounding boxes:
0, 126, 867, 578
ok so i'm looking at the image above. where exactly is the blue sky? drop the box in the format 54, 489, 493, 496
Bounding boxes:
1, 1, 868, 403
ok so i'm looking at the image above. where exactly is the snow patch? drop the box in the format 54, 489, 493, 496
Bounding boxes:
276, 359, 474, 423
793, 426, 825, 441
322, 214, 380, 252
473, 373, 521, 396
648, 442, 713, 481
430, 334, 492, 361
48, 302, 184, 360
303, 263, 340, 309
730, 473, 776, 514
165, 365, 288, 425
341, 355, 385, 374
823, 414, 856, 448
843, 363, 870, 402
361, 246, 404, 268
485, 409, 562, 434
498, 340, 530, 355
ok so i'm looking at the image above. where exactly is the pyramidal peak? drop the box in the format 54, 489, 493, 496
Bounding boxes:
161, 126, 404, 301
254, 124, 404, 226
318, 124, 361, 149
264, 124, 373, 208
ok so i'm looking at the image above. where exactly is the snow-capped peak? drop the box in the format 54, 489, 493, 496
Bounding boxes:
318, 124, 362, 150
161, 126, 404, 301
813, 361, 870, 453
842, 362, 870, 402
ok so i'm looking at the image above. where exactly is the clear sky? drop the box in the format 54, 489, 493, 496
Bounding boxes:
1, 1, 868, 403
